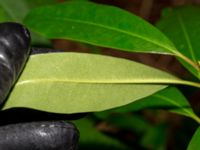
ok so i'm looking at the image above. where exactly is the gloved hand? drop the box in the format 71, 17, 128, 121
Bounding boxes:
0, 22, 79, 150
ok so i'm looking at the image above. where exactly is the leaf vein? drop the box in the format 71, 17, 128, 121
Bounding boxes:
176, 12, 196, 61
40, 16, 176, 54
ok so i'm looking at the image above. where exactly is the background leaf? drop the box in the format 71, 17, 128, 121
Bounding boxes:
187, 127, 200, 150
73, 118, 131, 150
156, 5, 200, 78
0, 5, 11, 21
0, 0, 29, 21
1, 53, 192, 114
94, 112, 168, 150
0, 0, 57, 21
0, 0, 56, 45
24, 1, 179, 55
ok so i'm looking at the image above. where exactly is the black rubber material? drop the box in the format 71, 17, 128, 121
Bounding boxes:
0, 108, 87, 126
0, 121, 79, 150
0, 23, 80, 150
0, 22, 31, 105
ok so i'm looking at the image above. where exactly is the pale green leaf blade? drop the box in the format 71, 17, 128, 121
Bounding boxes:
95, 87, 200, 123
73, 118, 131, 150
187, 127, 200, 150
110, 87, 199, 122
2, 53, 198, 114
24, 1, 178, 55
157, 6, 200, 77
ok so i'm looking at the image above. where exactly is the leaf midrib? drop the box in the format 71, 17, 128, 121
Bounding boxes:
16, 78, 186, 86
15, 77, 200, 88
35, 15, 176, 54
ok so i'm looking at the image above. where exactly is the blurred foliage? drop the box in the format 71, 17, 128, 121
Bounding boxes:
73, 117, 131, 150
0, 0, 55, 45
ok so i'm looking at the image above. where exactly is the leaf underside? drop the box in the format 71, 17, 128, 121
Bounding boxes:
2, 53, 184, 114
98, 86, 198, 121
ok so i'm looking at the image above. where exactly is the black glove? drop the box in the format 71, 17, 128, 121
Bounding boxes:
0, 121, 79, 150
0, 22, 79, 150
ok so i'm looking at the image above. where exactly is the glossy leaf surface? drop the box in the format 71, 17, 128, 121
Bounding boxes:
1, 53, 189, 114
157, 6, 200, 77
24, 1, 178, 55
187, 127, 200, 150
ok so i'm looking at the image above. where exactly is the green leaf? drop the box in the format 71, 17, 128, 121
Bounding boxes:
0, 0, 57, 21
0, 6, 11, 21
27, 0, 58, 8
2, 53, 196, 114
0, 0, 29, 21
117, 87, 194, 114
157, 6, 200, 78
73, 118, 130, 150
0, 0, 55, 45
24, 1, 179, 55
102, 87, 200, 123
187, 127, 200, 150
